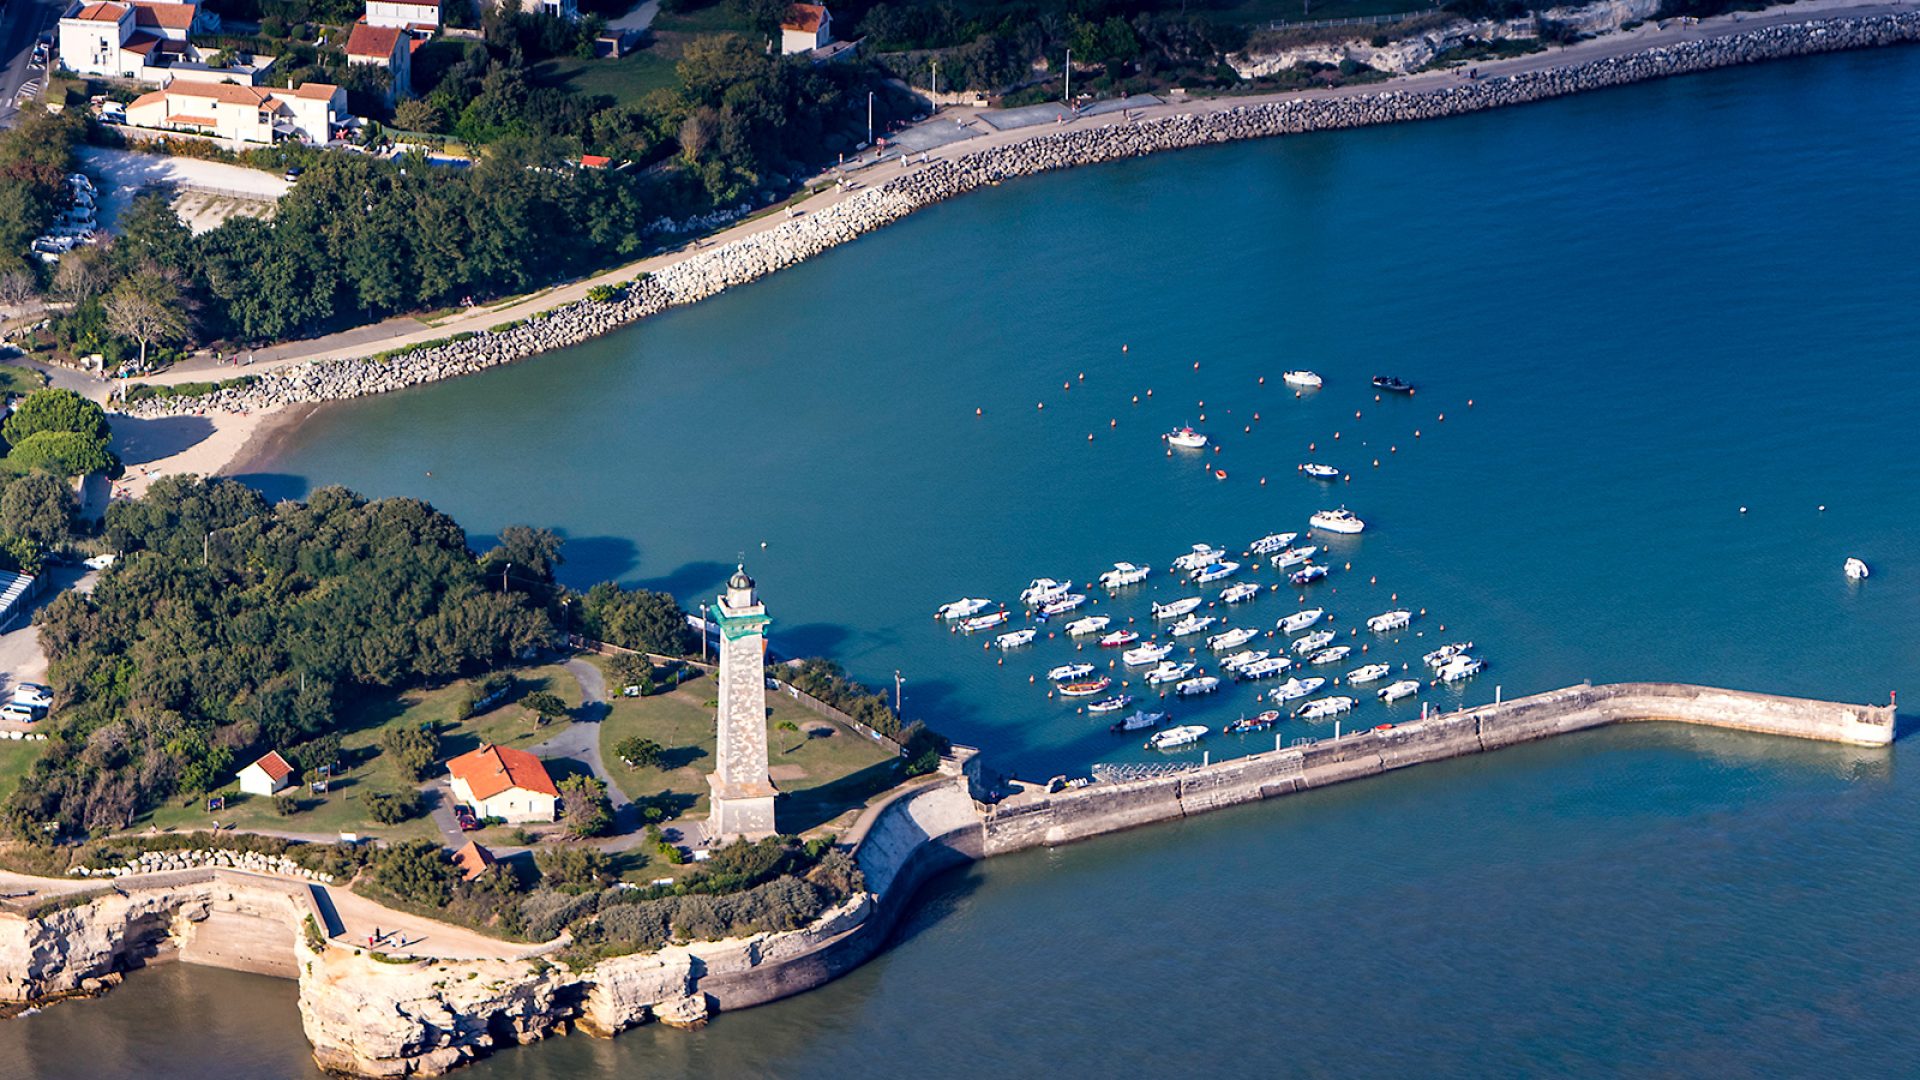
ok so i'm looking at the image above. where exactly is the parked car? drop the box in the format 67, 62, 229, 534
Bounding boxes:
0, 702, 43, 724
12, 685, 52, 710
283, 165, 305, 182
453, 806, 479, 831
83, 554, 116, 570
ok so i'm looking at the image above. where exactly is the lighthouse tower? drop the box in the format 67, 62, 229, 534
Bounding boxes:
707, 565, 778, 840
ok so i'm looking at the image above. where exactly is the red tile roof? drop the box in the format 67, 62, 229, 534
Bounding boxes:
579, 154, 611, 168
133, 2, 196, 30
68, 2, 128, 23
452, 841, 496, 880
346, 20, 405, 58
248, 750, 295, 782
447, 744, 558, 801
288, 82, 341, 99
781, 2, 826, 32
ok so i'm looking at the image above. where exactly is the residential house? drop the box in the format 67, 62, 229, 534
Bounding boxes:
779, 3, 830, 54
237, 750, 296, 797
446, 743, 558, 823
58, 1, 191, 80
451, 840, 497, 881
345, 19, 412, 99
505, 0, 578, 20
364, 0, 439, 30
124, 79, 344, 145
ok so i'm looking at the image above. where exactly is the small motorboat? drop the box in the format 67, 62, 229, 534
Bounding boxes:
1048, 662, 1096, 682
1172, 544, 1225, 572
1059, 677, 1112, 698
1845, 557, 1870, 580
1021, 578, 1071, 605
1378, 679, 1422, 703
1087, 694, 1133, 714
1164, 426, 1209, 449
1309, 645, 1352, 665
1294, 695, 1357, 720
1437, 656, 1486, 682
1145, 660, 1197, 685
1300, 463, 1341, 480
1290, 565, 1330, 586
1346, 663, 1392, 684
1291, 629, 1336, 655
1366, 610, 1412, 633
960, 610, 1009, 632
994, 629, 1037, 649
1371, 375, 1414, 393
1423, 642, 1475, 668
1220, 582, 1261, 604
1111, 709, 1167, 733
1238, 656, 1293, 681
936, 597, 993, 620
1040, 593, 1087, 616
1100, 628, 1141, 648
1193, 560, 1242, 584
1175, 675, 1222, 697
1282, 370, 1322, 389
1152, 596, 1204, 620
1270, 676, 1326, 702
1272, 546, 1319, 569
1147, 724, 1208, 750
1100, 562, 1151, 589
1248, 532, 1297, 556
1219, 649, 1270, 672
1125, 642, 1175, 666
1065, 615, 1111, 637
1225, 710, 1282, 735
1309, 508, 1366, 534
1206, 626, 1259, 651
1169, 613, 1217, 637
1277, 607, 1325, 634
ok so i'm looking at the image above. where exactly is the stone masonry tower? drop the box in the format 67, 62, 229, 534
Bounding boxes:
707, 565, 777, 840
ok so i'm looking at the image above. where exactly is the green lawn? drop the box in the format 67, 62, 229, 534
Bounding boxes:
535, 47, 683, 107
1219, 0, 1433, 25
596, 667, 901, 837
0, 740, 48, 807
142, 664, 583, 841
0, 363, 48, 398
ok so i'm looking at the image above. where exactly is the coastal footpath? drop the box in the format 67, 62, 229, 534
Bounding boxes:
0, 682, 1892, 1075
118, 9, 1920, 427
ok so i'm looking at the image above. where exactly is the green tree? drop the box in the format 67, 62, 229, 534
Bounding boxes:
373, 839, 460, 907
614, 736, 662, 769
535, 844, 613, 893
557, 773, 612, 837
2, 388, 110, 446
578, 583, 695, 656
381, 724, 442, 781
103, 269, 192, 371
7, 430, 115, 477
522, 690, 567, 726
0, 473, 75, 547
365, 789, 425, 824
607, 652, 653, 695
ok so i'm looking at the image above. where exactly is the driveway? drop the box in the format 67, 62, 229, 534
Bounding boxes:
529, 658, 639, 829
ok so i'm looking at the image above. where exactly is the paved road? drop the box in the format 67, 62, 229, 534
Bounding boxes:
0, 0, 60, 126
529, 658, 638, 827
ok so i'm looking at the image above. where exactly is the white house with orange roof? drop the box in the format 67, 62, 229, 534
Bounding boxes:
345, 19, 413, 98
779, 3, 830, 54
236, 750, 296, 797
124, 79, 344, 144
364, 0, 439, 30
446, 744, 558, 823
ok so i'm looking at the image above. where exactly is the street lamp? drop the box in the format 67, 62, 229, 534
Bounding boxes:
1064, 48, 1072, 107
866, 90, 874, 147
700, 602, 709, 663
894, 670, 904, 713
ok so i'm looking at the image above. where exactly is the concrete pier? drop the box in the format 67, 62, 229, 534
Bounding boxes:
981, 682, 1894, 855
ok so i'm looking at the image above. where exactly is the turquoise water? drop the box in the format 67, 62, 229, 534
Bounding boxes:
15, 45, 1919, 1078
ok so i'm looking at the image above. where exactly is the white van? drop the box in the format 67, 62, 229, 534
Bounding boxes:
0, 702, 42, 724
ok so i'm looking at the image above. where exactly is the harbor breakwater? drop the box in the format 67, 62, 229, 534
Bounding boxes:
0, 682, 1892, 1075
121, 9, 1920, 424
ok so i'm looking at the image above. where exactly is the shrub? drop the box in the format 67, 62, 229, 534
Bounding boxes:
303, 913, 327, 951
522, 690, 567, 726
381, 724, 440, 781
372, 839, 459, 908
614, 736, 663, 769
272, 794, 301, 816
585, 283, 623, 303
536, 845, 614, 893
558, 774, 612, 838
365, 789, 424, 824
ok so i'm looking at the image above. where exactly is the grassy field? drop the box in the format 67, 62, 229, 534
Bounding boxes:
0, 740, 47, 807
535, 44, 684, 107
141, 664, 583, 841
1220, 0, 1432, 25
0, 363, 48, 398
596, 666, 901, 837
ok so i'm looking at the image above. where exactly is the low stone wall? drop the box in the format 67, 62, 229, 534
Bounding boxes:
119, 11, 1920, 424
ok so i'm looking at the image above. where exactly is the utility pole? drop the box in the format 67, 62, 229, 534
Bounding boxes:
1064, 48, 1072, 106
700, 603, 709, 663
931, 60, 939, 101
866, 90, 874, 147
501, 561, 511, 593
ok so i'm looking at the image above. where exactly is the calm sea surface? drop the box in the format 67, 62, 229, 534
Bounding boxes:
11, 46, 1920, 1077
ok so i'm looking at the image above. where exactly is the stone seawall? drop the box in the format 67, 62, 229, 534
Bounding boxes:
982, 682, 1893, 855
121, 11, 1920, 423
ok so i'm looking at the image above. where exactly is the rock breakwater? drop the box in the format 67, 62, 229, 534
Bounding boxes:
122, 11, 1920, 425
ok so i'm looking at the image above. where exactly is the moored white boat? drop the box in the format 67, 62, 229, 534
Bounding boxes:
1378, 679, 1421, 703
1021, 578, 1071, 605
1087, 694, 1133, 714
1270, 676, 1326, 702
1152, 596, 1204, 619
1437, 656, 1486, 682
1219, 649, 1269, 672
1277, 607, 1324, 634
1294, 695, 1357, 720
1193, 560, 1242, 584
1111, 709, 1167, 733
1206, 626, 1259, 651
1144, 660, 1197, 685
1238, 656, 1292, 681
1291, 629, 1335, 654
994, 629, 1036, 649
1290, 565, 1329, 586
1309, 508, 1366, 534
1366, 609, 1412, 633
1164, 426, 1209, 449
1100, 628, 1141, 648
1123, 642, 1174, 666
1147, 724, 1208, 750
1100, 562, 1151, 589
1282, 370, 1322, 388
1248, 532, 1297, 556
1059, 677, 1111, 698
1346, 662, 1392, 684
1175, 675, 1222, 697
1172, 544, 1225, 572
1300, 463, 1340, 480
1039, 593, 1087, 616
960, 610, 1009, 632
1169, 613, 1217, 637
1422, 642, 1475, 668
1309, 645, 1352, 665
1845, 557, 1871, 580
1065, 615, 1111, 637
1047, 662, 1096, 682
1220, 582, 1261, 604
936, 597, 993, 620
1272, 546, 1318, 570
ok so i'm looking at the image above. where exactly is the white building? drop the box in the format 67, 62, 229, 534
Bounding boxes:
447, 743, 557, 823
503, 0, 577, 19
779, 3, 830, 55
125, 80, 343, 145
364, 0, 439, 30
237, 750, 296, 797
345, 19, 413, 99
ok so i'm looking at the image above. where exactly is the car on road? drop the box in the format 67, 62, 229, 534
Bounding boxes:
454, 806, 479, 831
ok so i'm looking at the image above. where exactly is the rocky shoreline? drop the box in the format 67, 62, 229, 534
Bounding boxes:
121, 10, 1920, 424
